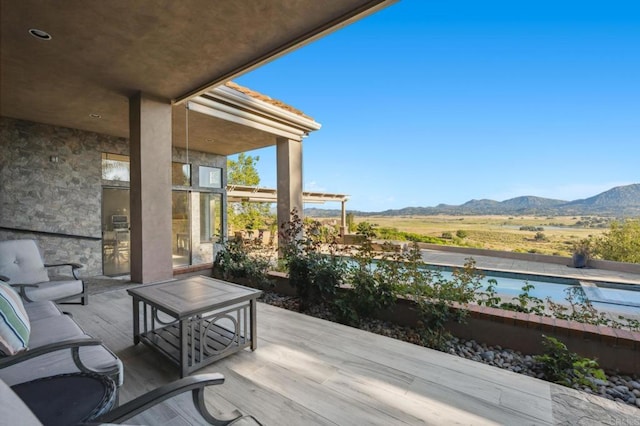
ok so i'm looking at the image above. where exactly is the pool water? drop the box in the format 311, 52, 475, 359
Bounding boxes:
425, 265, 640, 314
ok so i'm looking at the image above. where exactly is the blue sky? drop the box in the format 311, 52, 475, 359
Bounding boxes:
234, 0, 640, 212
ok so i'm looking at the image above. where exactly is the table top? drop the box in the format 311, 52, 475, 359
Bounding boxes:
127, 275, 262, 318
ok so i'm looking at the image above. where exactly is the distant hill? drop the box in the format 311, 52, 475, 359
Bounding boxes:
305, 183, 640, 217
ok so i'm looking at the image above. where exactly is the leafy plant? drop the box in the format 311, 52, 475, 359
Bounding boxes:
547, 286, 640, 331
404, 257, 483, 349
336, 240, 400, 324
212, 238, 272, 289
476, 278, 502, 307
499, 282, 546, 315
534, 335, 606, 391
572, 238, 592, 257
355, 221, 377, 238
280, 209, 347, 311
592, 218, 640, 264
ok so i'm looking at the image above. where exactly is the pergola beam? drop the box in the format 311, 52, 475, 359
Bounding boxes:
227, 183, 350, 238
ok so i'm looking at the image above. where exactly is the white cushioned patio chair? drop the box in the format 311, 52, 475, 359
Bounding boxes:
0, 239, 88, 305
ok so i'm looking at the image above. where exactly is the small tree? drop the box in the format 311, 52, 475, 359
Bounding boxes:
356, 222, 377, 238
592, 218, 640, 264
346, 213, 355, 233
227, 153, 272, 231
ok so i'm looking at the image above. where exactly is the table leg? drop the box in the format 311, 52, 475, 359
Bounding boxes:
250, 298, 258, 351
180, 319, 188, 378
132, 297, 140, 345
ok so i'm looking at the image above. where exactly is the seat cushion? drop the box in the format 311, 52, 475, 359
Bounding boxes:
0, 240, 49, 285
28, 315, 85, 347
1, 315, 124, 386
0, 342, 123, 387
23, 279, 83, 302
23, 301, 62, 322
12, 373, 118, 425
0, 284, 30, 355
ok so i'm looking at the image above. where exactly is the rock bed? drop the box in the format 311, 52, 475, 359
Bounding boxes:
259, 291, 640, 410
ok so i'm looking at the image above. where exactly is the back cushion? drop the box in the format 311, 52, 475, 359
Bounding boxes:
0, 240, 49, 284
0, 284, 31, 355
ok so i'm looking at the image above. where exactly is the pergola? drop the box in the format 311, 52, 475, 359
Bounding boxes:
227, 184, 350, 234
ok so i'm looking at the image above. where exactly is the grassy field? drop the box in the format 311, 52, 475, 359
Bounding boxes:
349, 215, 610, 256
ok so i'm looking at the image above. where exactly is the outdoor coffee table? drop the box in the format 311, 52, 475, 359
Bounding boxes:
128, 275, 262, 377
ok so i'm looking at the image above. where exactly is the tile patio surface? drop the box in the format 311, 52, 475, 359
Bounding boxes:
64, 289, 639, 425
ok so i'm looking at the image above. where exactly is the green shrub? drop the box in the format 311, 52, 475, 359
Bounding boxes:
212, 238, 272, 289
403, 257, 483, 349
534, 335, 606, 390
592, 218, 640, 263
281, 209, 347, 311
333, 239, 397, 325
456, 230, 468, 239
498, 283, 545, 314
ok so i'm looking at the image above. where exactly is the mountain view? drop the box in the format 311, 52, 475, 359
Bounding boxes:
306, 184, 640, 217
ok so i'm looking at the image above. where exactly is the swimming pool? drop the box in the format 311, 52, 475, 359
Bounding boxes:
423, 265, 640, 315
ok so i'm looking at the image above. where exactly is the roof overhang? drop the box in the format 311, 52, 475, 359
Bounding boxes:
1, 1, 397, 148
188, 84, 322, 142
227, 185, 349, 204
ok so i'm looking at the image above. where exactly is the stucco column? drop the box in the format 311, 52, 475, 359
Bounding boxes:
276, 137, 303, 251
129, 92, 173, 283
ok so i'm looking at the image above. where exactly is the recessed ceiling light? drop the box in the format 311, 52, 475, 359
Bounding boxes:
89, 113, 102, 119
29, 28, 52, 40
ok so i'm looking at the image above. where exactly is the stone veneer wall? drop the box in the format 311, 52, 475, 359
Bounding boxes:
1, 117, 128, 276
1, 116, 227, 276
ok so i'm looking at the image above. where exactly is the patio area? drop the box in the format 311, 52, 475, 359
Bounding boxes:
62, 287, 639, 425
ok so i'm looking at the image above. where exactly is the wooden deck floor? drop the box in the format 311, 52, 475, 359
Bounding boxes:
63, 289, 638, 425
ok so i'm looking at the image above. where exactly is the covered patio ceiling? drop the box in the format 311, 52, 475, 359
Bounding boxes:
1, 0, 397, 155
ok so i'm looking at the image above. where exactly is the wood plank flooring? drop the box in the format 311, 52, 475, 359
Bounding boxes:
62, 289, 637, 425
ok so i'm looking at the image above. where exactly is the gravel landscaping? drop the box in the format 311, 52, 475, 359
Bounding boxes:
260, 291, 640, 410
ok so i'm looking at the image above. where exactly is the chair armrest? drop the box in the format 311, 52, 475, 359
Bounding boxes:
9, 283, 40, 302
45, 263, 84, 279
93, 373, 244, 425
9, 283, 40, 289
0, 338, 120, 382
0, 339, 104, 368
0, 274, 9, 282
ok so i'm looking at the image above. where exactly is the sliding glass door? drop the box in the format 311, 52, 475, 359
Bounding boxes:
102, 188, 130, 276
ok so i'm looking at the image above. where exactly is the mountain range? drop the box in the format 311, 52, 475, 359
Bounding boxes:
305, 183, 640, 217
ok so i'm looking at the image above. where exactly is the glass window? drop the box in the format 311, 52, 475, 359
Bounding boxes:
172, 162, 191, 186
199, 166, 222, 189
102, 153, 130, 181
200, 193, 222, 242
